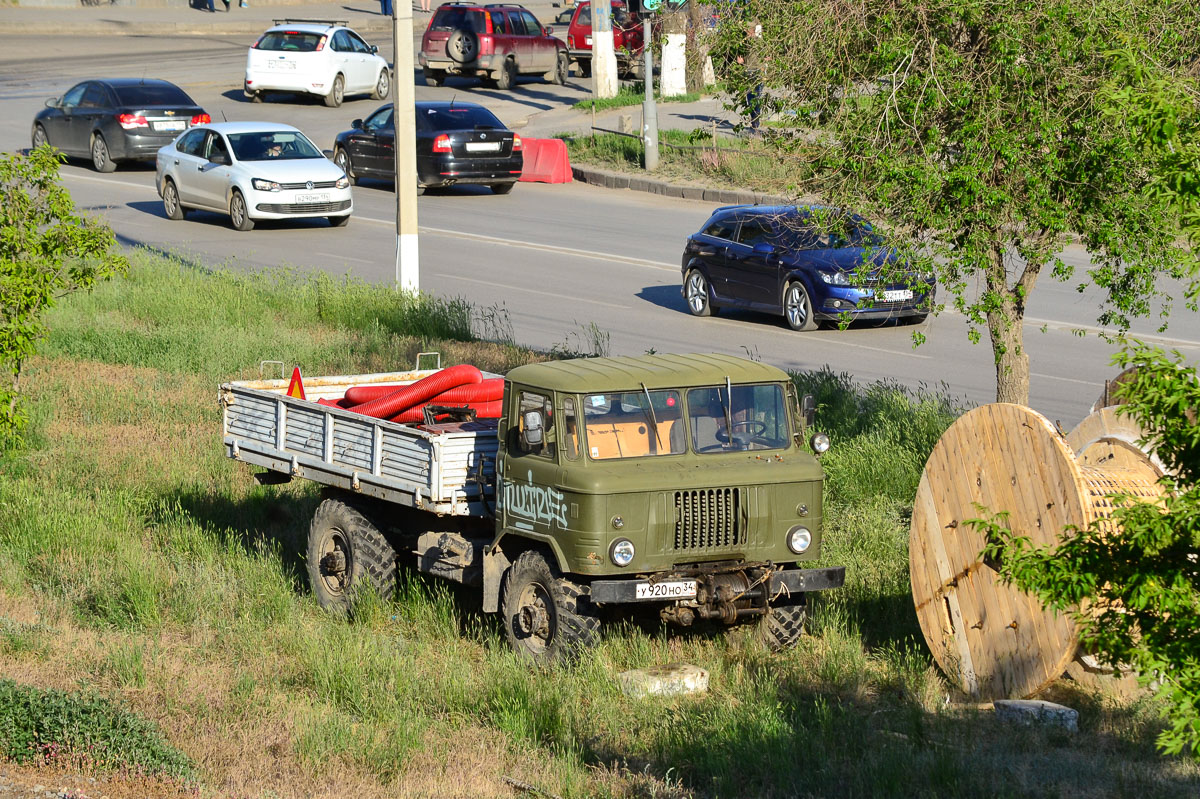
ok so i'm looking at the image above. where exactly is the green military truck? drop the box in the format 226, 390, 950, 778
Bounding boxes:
220, 353, 844, 661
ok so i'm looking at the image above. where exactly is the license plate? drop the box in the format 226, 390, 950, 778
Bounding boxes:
153, 120, 186, 132
882, 289, 913, 302
585, 36, 592, 45
635, 580, 697, 600
268, 60, 296, 70
465, 141, 501, 152
295, 193, 329, 203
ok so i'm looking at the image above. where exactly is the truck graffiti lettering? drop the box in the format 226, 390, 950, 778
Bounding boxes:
503, 470, 568, 528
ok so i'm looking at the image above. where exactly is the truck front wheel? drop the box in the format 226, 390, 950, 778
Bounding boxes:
307, 497, 398, 613
501, 550, 599, 663
752, 600, 808, 651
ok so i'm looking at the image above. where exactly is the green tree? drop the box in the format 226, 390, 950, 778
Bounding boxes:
717, 0, 1200, 403
0, 145, 128, 442
976, 341, 1200, 756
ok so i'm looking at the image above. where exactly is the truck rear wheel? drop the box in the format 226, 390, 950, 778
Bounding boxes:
307, 497, 398, 613
501, 550, 599, 663
752, 600, 808, 651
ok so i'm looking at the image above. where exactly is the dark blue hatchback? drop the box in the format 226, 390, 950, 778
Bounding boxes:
680, 204, 935, 331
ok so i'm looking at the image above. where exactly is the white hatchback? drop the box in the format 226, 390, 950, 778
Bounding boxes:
156, 122, 352, 231
245, 20, 391, 108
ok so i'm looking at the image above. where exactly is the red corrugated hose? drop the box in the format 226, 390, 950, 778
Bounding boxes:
350, 364, 482, 419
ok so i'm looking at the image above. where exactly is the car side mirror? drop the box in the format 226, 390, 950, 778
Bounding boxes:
46, 97, 60, 109
352, 118, 364, 130
370, 44, 379, 54
209, 151, 229, 165
800, 394, 816, 427
752, 242, 776, 255
544, 26, 552, 35
520, 410, 544, 452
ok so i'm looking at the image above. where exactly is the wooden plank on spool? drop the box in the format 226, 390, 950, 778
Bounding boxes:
910, 404, 1084, 699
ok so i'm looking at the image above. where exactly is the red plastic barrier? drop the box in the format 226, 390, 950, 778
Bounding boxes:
352, 364, 482, 419
391, 399, 503, 424
517, 138, 573, 184
346, 377, 503, 406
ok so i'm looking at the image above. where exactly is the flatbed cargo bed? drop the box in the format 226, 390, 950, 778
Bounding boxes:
220, 369, 499, 516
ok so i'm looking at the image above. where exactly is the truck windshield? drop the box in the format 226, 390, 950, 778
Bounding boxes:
687, 384, 790, 453
583, 390, 684, 459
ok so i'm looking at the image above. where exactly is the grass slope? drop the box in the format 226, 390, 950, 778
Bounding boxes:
0, 251, 1196, 798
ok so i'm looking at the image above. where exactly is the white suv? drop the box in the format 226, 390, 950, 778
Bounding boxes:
245, 19, 391, 108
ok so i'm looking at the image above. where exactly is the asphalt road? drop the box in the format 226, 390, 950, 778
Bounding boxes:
1, 33, 1198, 428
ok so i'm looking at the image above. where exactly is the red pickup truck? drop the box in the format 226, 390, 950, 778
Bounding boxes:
566, 1, 645, 79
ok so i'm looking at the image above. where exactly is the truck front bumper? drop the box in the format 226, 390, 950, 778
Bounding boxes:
588, 564, 845, 604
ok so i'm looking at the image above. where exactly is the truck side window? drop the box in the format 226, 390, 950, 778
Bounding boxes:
563, 397, 580, 460
517, 390, 555, 459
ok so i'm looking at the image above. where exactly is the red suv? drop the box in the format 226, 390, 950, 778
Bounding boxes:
419, 3, 569, 90
566, 1, 644, 79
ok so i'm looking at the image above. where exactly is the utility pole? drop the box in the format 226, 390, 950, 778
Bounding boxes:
591, 0, 618, 98
642, 10, 659, 170
393, 1, 419, 292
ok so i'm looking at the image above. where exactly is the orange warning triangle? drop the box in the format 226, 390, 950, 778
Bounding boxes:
286, 366, 306, 400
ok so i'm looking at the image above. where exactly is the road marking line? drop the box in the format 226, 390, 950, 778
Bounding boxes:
65, 173, 151, 191
1030, 372, 1099, 386
435, 273, 629, 309
315, 251, 373, 265
940, 306, 1200, 349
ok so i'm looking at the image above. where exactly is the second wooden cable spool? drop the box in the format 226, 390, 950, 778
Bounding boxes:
909, 403, 1164, 699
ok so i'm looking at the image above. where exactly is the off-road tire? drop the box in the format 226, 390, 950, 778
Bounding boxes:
495, 58, 517, 90
501, 550, 600, 664
447, 29, 480, 64
754, 600, 807, 651
372, 68, 391, 100
307, 497, 398, 614
324, 74, 345, 108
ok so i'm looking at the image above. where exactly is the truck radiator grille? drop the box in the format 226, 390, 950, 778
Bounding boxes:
673, 488, 745, 551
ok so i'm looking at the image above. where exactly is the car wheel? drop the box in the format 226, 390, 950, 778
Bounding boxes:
229, 189, 254, 232
547, 51, 568, 85
495, 58, 517, 90
31, 124, 48, 150
324, 74, 345, 108
162, 178, 186, 221
423, 68, 446, 87
577, 59, 592, 78
333, 147, 357, 186
328, 215, 350, 228
685, 269, 715, 317
491, 182, 515, 195
372, 68, 391, 100
247, 90, 263, 103
91, 134, 116, 173
784, 281, 817, 331
447, 28, 479, 64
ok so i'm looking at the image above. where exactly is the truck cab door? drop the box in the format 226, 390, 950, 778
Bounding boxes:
499, 387, 568, 544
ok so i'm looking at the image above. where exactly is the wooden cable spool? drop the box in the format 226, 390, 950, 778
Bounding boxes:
909, 403, 1164, 700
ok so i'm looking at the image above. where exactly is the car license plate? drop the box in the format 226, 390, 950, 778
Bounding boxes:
882, 289, 913, 302
295, 193, 329, 203
465, 142, 501, 152
585, 36, 592, 46
635, 580, 697, 600
268, 60, 296, 70
153, 120, 186, 132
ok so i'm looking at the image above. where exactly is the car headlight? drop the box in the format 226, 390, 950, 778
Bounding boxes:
610, 538, 635, 567
810, 432, 830, 454
819, 270, 849, 285
787, 525, 812, 554
336, 176, 350, 189
251, 178, 281, 192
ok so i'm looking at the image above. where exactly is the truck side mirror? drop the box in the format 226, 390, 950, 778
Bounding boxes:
801, 394, 816, 427
521, 409, 544, 452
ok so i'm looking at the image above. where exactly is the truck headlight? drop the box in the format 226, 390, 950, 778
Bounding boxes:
787, 526, 812, 554
610, 538, 635, 567
810, 432, 831, 453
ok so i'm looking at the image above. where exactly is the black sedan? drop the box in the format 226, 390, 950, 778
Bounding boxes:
332, 101, 523, 194
681, 205, 936, 331
31, 79, 209, 173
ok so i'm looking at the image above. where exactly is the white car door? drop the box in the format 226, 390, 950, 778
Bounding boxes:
169, 127, 209, 205
329, 31, 364, 91
192, 132, 235, 211
346, 31, 379, 90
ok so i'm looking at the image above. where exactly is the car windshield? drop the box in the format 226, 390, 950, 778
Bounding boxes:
113, 84, 193, 106
228, 131, 324, 161
257, 31, 324, 51
430, 8, 487, 32
773, 213, 884, 250
687, 384, 790, 453
582, 390, 684, 459
420, 106, 504, 130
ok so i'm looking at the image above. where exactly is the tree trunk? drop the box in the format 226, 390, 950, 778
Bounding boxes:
985, 245, 1030, 405
685, 2, 706, 94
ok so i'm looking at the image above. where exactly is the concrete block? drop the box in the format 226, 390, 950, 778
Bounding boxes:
681, 187, 704, 200
627, 177, 651, 193
618, 114, 634, 135
618, 663, 709, 698
993, 699, 1078, 732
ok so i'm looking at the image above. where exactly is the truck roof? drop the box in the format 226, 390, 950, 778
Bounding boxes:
506, 353, 790, 393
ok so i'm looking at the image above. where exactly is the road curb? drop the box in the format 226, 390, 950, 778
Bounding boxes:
571, 164, 790, 207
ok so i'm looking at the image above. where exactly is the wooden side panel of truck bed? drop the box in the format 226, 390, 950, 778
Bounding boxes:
220, 369, 499, 516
